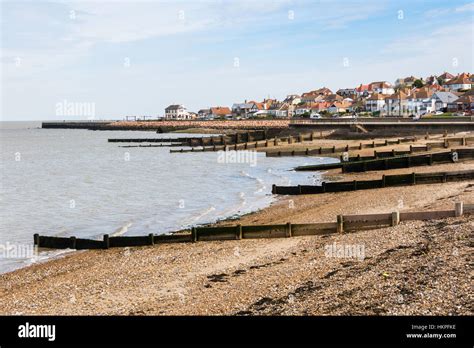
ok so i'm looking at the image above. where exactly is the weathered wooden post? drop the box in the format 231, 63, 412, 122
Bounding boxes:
70, 236, 77, 249
103, 234, 110, 249
382, 175, 386, 187
286, 222, 292, 238
236, 224, 242, 240
391, 211, 400, 226
332, 145, 336, 153
412, 172, 416, 185
337, 215, 344, 233
455, 202, 463, 217
34, 234, 39, 246
149, 233, 154, 245
191, 227, 197, 242
272, 184, 276, 194
359, 142, 362, 150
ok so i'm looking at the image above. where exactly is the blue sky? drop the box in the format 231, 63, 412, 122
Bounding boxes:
1, 0, 473, 120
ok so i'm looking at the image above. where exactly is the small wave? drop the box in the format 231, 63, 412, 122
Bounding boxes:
110, 222, 133, 237
189, 206, 216, 223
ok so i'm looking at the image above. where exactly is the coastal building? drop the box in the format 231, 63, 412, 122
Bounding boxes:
301, 87, 333, 102
267, 102, 289, 117
197, 109, 211, 119
450, 94, 474, 112
369, 81, 395, 95
431, 92, 459, 112
336, 88, 357, 97
443, 73, 472, 91
209, 106, 232, 118
384, 91, 408, 116
295, 103, 311, 116
365, 93, 387, 113
406, 88, 436, 115
438, 72, 455, 83
283, 94, 302, 105
355, 84, 371, 97
165, 104, 191, 119
231, 102, 258, 118
328, 101, 352, 113
395, 76, 419, 88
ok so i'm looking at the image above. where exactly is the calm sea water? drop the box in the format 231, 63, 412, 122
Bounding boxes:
0, 121, 336, 273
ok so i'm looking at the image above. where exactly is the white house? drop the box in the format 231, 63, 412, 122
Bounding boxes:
231, 102, 258, 117
384, 92, 408, 116
267, 103, 289, 117
165, 104, 191, 119
365, 93, 386, 112
431, 92, 459, 112
443, 73, 472, 91
369, 81, 395, 95
283, 94, 302, 105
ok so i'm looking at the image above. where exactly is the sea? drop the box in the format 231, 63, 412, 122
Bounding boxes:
0, 121, 337, 273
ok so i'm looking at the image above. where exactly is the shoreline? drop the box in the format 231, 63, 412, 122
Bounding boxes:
1, 130, 473, 315
0, 158, 472, 315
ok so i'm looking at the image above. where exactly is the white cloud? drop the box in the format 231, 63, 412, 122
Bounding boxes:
455, 2, 474, 12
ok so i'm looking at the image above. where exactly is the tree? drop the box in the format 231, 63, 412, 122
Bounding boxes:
413, 79, 424, 88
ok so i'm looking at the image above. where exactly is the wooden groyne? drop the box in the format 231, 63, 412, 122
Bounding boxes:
294, 136, 474, 171
272, 169, 474, 195
169, 132, 314, 153
33, 202, 472, 249
109, 130, 268, 147
168, 134, 418, 154
341, 148, 474, 173
265, 136, 417, 157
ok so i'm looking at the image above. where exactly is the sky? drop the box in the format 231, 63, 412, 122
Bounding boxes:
1, 0, 473, 121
